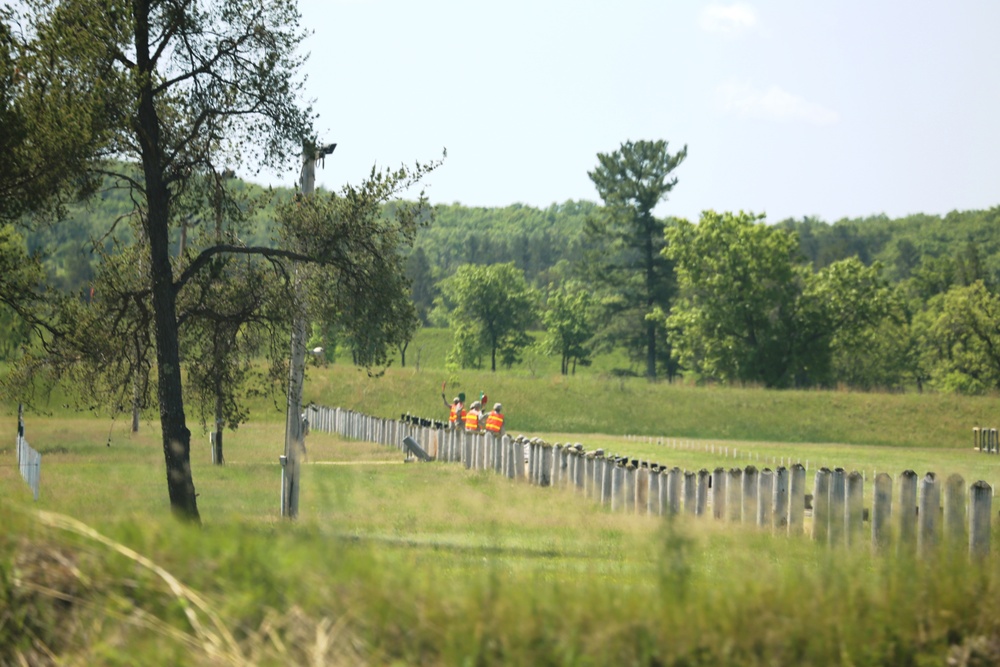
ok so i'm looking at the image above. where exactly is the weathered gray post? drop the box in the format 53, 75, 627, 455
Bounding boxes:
872, 472, 893, 551
742, 466, 759, 525
540, 444, 552, 487
898, 470, 918, 553
463, 430, 473, 470
829, 468, 847, 546
773, 466, 789, 529
969, 480, 992, 559
502, 435, 514, 478
727, 468, 743, 522
695, 469, 710, 517
812, 468, 832, 544
757, 469, 774, 529
992, 429, 998, 453
622, 468, 638, 514
668, 467, 682, 515
650, 468, 663, 515
918, 472, 939, 557
789, 463, 806, 534
712, 467, 727, 520
636, 465, 649, 514
943, 474, 966, 550
514, 436, 526, 479
683, 470, 697, 515
601, 458, 613, 506
845, 471, 864, 548
611, 463, 625, 512
574, 446, 586, 492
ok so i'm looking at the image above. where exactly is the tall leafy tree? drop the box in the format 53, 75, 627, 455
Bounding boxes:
665, 210, 893, 388
541, 281, 594, 375
11, 0, 438, 521
584, 139, 687, 380
444, 263, 537, 372
919, 281, 1000, 393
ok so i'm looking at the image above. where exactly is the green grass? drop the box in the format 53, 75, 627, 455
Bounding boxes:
6, 353, 1000, 664
5, 419, 1000, 665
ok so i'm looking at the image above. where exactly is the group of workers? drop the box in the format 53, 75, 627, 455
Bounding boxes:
442, 391, 505, 436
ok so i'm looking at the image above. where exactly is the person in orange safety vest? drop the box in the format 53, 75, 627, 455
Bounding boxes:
443, 392, 466, 429
464, 401, 483, 432
484, 403, 505, 436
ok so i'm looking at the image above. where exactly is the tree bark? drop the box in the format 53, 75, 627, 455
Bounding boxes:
135, 5, 199, 521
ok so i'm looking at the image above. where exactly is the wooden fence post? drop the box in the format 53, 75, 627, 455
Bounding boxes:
898, 470, 918, 554
758, 468, 774, 529
812, 468, 832, 544
969, 480, 992, 559
918, 472, 939, 557
742, 466, 759, 525
872, 472, 893, 551
712, 467, 727, 520
943, 474, 966, 550
846, 471, 864, 548
774, 466, 789, 529
727, 468, 743, 522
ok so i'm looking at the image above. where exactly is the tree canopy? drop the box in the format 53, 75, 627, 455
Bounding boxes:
583, 139, 687, 380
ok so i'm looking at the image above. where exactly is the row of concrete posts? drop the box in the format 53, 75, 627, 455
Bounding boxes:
306, 406, 993, 557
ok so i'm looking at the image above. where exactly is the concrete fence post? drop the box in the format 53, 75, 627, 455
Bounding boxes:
624, 464, 637, 513
789, 463, 806, 535
727, 468, 743, 522
846, 471, 864, 548
683, 470, 697, 515
611, 463, 625, 512
969, 480, 992, 559
712, 467, 727, 520
574, 446, 586, 492
742, 466, 759, 525
829, 468, 847, 546
898, 470, 918, 553
757, 469, 774, 529
943, 474, 966, 550
636, 465, 650, 514
695, 469, 710, 517
872, 472, 893, 551
773, 466, 789, 529
515, 436, 526, 480
918, 472, 939, 557
540, 444, 552, 487
668, 467, 682, 515
812, 468, 832, 544
601, 458, 613, 506
973, 427, 981, 451
650, 467, 663, 515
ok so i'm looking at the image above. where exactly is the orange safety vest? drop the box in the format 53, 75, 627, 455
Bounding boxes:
485, 411, 504, 434
464, 410, 481, 431
449, 402, 464, 425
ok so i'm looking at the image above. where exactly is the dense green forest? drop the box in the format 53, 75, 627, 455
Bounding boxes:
8, 172, 1000, 393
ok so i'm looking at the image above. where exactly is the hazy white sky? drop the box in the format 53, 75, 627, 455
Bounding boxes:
253, 0, 1000, 223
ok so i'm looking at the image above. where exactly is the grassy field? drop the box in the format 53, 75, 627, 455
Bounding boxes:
5, 347, 1000, 664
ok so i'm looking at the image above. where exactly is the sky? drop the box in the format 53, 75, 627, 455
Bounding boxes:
251, 0, 1000, 224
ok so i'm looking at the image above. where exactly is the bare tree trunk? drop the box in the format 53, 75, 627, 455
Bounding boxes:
136, 18, 199, 521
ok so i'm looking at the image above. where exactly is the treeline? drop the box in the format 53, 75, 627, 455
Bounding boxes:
12, 171, 1000, 394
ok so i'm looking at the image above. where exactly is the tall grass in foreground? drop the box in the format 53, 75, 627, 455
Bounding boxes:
5, 487, 1000, 665
2, 422, 1000, 664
